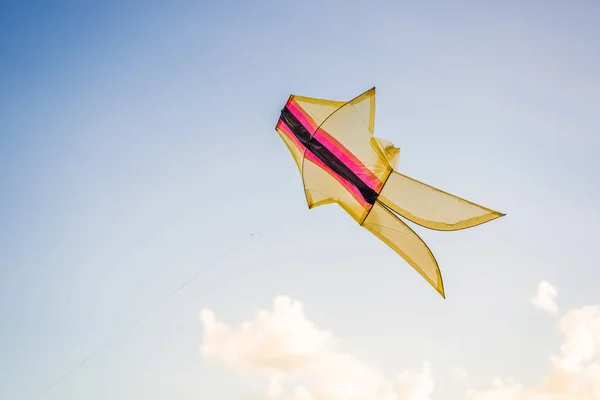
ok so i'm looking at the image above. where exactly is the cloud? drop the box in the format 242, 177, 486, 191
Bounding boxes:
199, 295, 434, 400
551, 305, 600, 374
465, 304, 600, 399
532, 280, 559, 315
199, 290, 600, 400
199, 296, 335, 374
453, 367, 468, 382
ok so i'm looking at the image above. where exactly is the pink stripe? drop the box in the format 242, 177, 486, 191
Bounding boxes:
304, 150, 371, 209
277, 120, 304, 152
287, 99, 382, 191
278, 120, 370, 209
312, 131, 382, 191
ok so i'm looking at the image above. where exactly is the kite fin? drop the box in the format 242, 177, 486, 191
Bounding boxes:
377, 171, 505, 231
372, 137, 400, 170
362, 201, 445, 298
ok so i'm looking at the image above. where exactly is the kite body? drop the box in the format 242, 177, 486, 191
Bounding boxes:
275, 87, 504, 297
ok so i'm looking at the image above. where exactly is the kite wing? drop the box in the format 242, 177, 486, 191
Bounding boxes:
275, 87, 504, 297
377, 171, 505, 231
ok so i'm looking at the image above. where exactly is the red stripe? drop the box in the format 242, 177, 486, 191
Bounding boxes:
277, 120, 372, 209
287, 99, 383, 191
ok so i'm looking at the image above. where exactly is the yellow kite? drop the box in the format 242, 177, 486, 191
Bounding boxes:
275, 87, 504, 297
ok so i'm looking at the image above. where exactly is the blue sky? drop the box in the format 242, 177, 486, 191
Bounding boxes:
1, 1, 599, 399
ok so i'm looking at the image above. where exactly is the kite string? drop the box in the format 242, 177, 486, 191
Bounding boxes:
28, 231, 262, 400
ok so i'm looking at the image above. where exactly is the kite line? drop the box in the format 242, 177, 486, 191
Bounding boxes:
28, 231, 262, 400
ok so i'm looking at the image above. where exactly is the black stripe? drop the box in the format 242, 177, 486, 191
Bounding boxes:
280, 107, 379, 205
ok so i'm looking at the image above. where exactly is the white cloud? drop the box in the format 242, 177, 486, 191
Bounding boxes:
199, 296, 335, 375
532, 280, 559, 315
199, 295, 434, 400
396, 361, 434, 400
453, 367, 468, 382
199, 289, 600, 400
466, 304, 600, 399
550, 305, 600, 374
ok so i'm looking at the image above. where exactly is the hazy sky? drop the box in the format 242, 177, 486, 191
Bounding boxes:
1, 1, 599, 399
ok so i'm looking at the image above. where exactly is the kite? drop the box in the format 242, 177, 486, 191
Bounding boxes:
275, 87, 504, 298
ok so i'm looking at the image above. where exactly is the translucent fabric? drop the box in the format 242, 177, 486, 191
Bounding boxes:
275, 87, 504, 297
378, 172, 505, 231
362, 201, 443, 295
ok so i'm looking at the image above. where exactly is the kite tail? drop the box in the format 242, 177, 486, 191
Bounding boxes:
362, 201, 445, 298
376, 171, 505, 232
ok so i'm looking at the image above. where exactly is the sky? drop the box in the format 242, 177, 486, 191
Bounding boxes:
1, 1, 599, 399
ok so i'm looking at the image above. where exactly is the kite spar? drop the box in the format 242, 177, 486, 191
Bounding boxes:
275, 87, 504, 298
